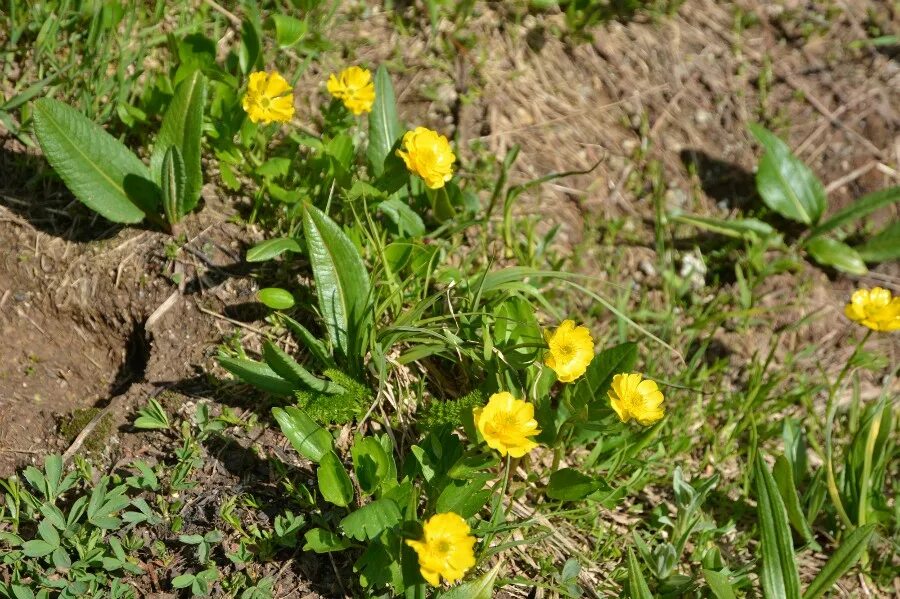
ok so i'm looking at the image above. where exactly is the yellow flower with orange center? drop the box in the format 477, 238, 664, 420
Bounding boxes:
608, 373, 665, 426
326, 66, 375, 115
473, 392, 541, 458
543, 320, 595, 383
396, 127, 456, 189
844, 287, 900, 332
405, 512, 476, 586
242, 71, 295, 124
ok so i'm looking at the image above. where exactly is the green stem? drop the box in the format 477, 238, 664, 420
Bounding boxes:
480, 455, 512, 552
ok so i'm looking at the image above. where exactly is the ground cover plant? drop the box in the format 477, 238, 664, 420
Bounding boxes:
0, 1, 897, 598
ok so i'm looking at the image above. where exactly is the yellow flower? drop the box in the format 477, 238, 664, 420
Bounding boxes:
608, 373, 665, 426
326, 66, 375, 115
473, 392, 540, 458
396, 127, 456, 189
844, 287, 900, 332
405, 512, 476, 586
242, 71, 295, 124
543, 320, 595, 383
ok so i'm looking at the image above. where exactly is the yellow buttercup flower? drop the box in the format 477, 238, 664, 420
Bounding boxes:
473, 392, 540, 458
608, 373, 665, 426
405, 512, 476, 586
543, 320, 595, 383
396, 127, 456, 189
242, 71, 294, 124
326, 66, 375, 115
844, 287, 900, 332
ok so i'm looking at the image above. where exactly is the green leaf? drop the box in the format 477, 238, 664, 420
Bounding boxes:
366, 65, 402, 177
448, 451, 499, 480
218, 355, 295, 396
702, 569, 737, 599
805, 237, 867, 275
172, 573, 195, 589
754, 453, 802, 599
802, 524, 875, 599
22, 539, 55, 558
435, 475, 492, 519
575, 342, 637, 409
151, 70, 207, 212
772, 455, 815, 544
280, 313, 334, 368
672, 214, 776, 240
378, 198, 426, 238
339, 498, 402, 541
317, 451, 354, 507
262, 340, 342, 394
238, 19, 261, 74
750, 123, 825, 225
161, 145, 186, 226
271, 14, 307, 48
302, 528, 351, 553
352, 436, 393, 495
626, 548, 653, 599
303, 204, 371, 359
257, 287, 295, 310
546, 468, 609, 501
436, 562, 501, 599
809, 186, 900, 238
246, 237, 303, 262
272, 406, 332, 463
32, 97, 151, 223
855, 220, 900, 262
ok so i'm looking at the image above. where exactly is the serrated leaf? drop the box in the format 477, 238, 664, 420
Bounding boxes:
262, 340, 342, 394
317, 451, 354, 507
855, 220, 900, 262
802, 524, 875, 599
809, 186, 900, 237
805, 237, 867, 274
627, 548, 653, 599
701, 569, 736, 599
366, 65, 402, 177
218, 355, 295, 396
272, 406, 332, 463
33, 97, 151, 223
436, 562, 502, 599
303, 204, 371, 359
750, 123, 825, 225
754, 453, 801, 599
246, 237, 303, 262
339, 498, 401, 541
161, 145, 186, 226
303, 528, 351, 553
150, 70, 206, 212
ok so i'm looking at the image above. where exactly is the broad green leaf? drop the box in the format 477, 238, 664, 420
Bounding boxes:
257, 287, 295, 310
32, 97, 151, 223
772, 455, 815, 544
22, 539, 55, 558
805, 237, 867, 275
378, 198, 426, 238
339, 498, 401, 541
352, 436, 393, 495
575, 342, 638, 409
754, 453, 802, 599
436, 475, 492, 519
855, 220, 900, 262
702, 569, 737, 599
218, 355, 295, 396
672, 214, 776, 240
161, 145, 186, 226
262, 340, 342, 394
303, 528, 351, 553
317, 451, 354, 507
151, 70, 207, 212
271, 14, 307, 48
750, 124, 825, 225
448, 451, 499, 480
239, 18, 261, 74
303, 204, 371, 359
366, 65, 402, 177
272, 406, 332, 463
627, 548, 653, 599
436, 562, 501, 599
246, 237, 303, 262
809, 186, 900, 238
802, 524, 875, 599
546, 468, 609, 501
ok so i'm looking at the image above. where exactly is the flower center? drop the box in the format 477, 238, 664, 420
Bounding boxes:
259, 97, 272, 109
557, 343, 575, 360
434, 539, 451, 555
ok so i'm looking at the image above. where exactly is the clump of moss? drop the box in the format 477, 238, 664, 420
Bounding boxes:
420, 390, 485, 430
59, 408, 114, 456
295, 369, 369, 424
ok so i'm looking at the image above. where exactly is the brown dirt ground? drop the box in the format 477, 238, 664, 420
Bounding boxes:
1, 0, 898, 597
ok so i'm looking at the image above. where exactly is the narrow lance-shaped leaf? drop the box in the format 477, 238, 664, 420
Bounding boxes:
808, 186, 900, 238
772, 455, 815, 544
750, 123, 826, 225
317, 451, 354, 507
218, 355, 295, 396
366, 65, 402, 177
754, 453, 802, 599
262, 340, 344, 394
32, 97, 152, 223
272, 406, 332, 464
855, 220, 900, 263
626, 548, 653, 599
436, 562, 502, 599
802, 524, 876, 599
805, 237, 867, 275
161, 146, 186, 227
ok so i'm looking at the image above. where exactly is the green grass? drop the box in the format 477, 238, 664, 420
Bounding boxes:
0, 1, 897, 598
